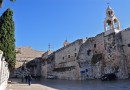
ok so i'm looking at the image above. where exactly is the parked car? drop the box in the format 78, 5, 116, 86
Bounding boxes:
101, 73, 116, 81
47, 75, 57, 79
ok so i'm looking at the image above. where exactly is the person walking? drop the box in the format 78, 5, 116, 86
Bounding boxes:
28, 75, 32, 86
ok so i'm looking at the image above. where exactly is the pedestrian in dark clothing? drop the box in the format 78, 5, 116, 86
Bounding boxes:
28, 75, 32, 86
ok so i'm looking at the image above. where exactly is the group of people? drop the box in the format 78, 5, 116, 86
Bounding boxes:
21, 74, 32, 86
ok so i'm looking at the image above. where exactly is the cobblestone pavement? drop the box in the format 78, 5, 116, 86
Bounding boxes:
6, 78, 130, 90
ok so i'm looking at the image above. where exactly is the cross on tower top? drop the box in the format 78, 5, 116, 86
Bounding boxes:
107, 0, 110, 6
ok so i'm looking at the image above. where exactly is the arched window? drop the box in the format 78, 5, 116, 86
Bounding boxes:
114, 19, 119, 29
106, 20, 112, 31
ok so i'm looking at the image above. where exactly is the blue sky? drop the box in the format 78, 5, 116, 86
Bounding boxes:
0, 0, 130, 51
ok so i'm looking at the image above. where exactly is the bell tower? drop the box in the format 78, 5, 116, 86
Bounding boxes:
104, 5, 120, 36
103, 4, 128, 78
63, 39, 69, 47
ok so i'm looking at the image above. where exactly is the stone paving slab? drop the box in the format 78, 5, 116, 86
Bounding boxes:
6, 78, 57, 90
6, 83, 57, 90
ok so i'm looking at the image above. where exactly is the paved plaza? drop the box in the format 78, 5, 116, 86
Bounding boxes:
7, 83, 57, 90
6, 78, 57, 90
6, 78, 130, 90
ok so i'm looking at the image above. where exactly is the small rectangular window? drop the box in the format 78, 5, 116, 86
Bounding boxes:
68, 55, 70, 58
75, 53, 77, 57
87, 50, 91, 56
63, 57, 64, 60
128, 44, 130, 47
94, 44, 96, 48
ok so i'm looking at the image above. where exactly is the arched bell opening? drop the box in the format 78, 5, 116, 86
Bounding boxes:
105, 20, 113, 31
107, 10, 114, 16
114, 19, 120, 30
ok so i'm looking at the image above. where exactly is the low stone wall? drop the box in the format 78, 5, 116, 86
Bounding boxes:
0, 81, 8, 90
0, 50, 9, 90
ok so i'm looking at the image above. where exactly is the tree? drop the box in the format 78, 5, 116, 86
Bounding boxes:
0, 8, 16, 71
0, 0, 16, 8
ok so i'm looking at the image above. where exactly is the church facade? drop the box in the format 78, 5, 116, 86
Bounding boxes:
41, 5, 130, 80
77, 5, 129, 80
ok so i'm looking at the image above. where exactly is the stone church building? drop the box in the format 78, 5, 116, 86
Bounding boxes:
78, 5, 129, 79
41, 5, 130, 80
41, 6, 130, 80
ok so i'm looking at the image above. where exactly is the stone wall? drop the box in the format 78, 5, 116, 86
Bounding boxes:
41, 60, 47, 78
40, 29, 130, 80
77, 34, 104, 80
15, 46, 44, 68
26, 58, 42, 77
103, 32, 128, 79
77, 29, 130, 80
55, 39, 85, 65
41, 39, 86, 80
54, 39, 85, 80
0, 50, 9, 90
13, 47, 44, 77
41, 51, 54, 78
121, 28, 130, 76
